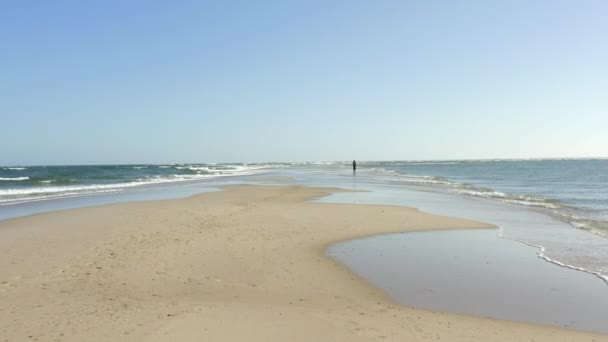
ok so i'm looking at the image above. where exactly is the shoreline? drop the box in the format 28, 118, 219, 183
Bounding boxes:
0, 185, 605, 341
328, 228, 608, 334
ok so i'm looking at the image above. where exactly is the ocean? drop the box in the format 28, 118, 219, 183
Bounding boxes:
0, 163, 282, 205
365, 159, 608, 238
2, 159, 608, 283
346, 159, 608, 284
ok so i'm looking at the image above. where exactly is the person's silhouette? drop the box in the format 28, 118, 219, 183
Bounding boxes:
352, 160, 357, 174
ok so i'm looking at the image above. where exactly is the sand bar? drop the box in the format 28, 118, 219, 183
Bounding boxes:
0, 185, 605, 341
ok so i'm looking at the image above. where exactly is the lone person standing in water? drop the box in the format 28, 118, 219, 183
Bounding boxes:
352, 160, 357, 174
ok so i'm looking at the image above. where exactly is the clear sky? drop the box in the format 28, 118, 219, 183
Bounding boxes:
1, 1, 607, 165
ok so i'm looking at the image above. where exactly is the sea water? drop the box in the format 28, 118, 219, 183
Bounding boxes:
358, 159, 608, 283
0, 163, 283, 205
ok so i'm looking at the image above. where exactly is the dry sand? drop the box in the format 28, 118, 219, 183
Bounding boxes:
0, 185, 605, 341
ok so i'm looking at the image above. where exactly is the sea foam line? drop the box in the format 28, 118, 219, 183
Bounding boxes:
0, 168, 269, 205
496, 227, 608, 285
0, 177, 30, 181
373, 167, 563, 210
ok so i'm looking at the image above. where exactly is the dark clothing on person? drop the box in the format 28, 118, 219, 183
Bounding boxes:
352, 160, 357, 173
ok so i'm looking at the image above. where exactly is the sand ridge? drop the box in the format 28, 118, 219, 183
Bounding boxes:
0, 185, 605, 341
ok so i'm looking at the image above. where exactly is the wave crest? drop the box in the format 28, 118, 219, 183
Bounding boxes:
0, 177, 30, 181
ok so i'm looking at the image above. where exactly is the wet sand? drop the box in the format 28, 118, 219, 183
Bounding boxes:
0, 185, 605, 341
328, 229, 608, 333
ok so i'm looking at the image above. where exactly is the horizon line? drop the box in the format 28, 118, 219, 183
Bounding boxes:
2, 156, 608, 168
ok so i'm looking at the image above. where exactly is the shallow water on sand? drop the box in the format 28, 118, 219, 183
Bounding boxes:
327, 229, 608, 333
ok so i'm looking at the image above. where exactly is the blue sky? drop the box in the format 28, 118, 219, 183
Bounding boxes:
1, 1, 607, 165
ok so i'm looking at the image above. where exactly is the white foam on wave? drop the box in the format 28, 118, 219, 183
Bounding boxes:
371, 164, 608, 285
455, 189, 561, 209
176, 164, 277, 174
0, 175, 209, 198
552, 211, 608, 239
456, 189, 507, 198
0, 177, 30, 181
0, 180, 156, 198
184, 166, 211, 172
394, 176, 451, 185
371, 167, 564, 211
371, 168, 458, 186
0, 189, 123, 206
7, 167, 27, 170
0, 165, 270, 205
496, 227, 608, 284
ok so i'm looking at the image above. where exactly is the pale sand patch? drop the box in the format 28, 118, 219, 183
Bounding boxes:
0, 185, 604, 341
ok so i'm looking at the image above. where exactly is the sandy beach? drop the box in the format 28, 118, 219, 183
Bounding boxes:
0, 185, 605, 341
